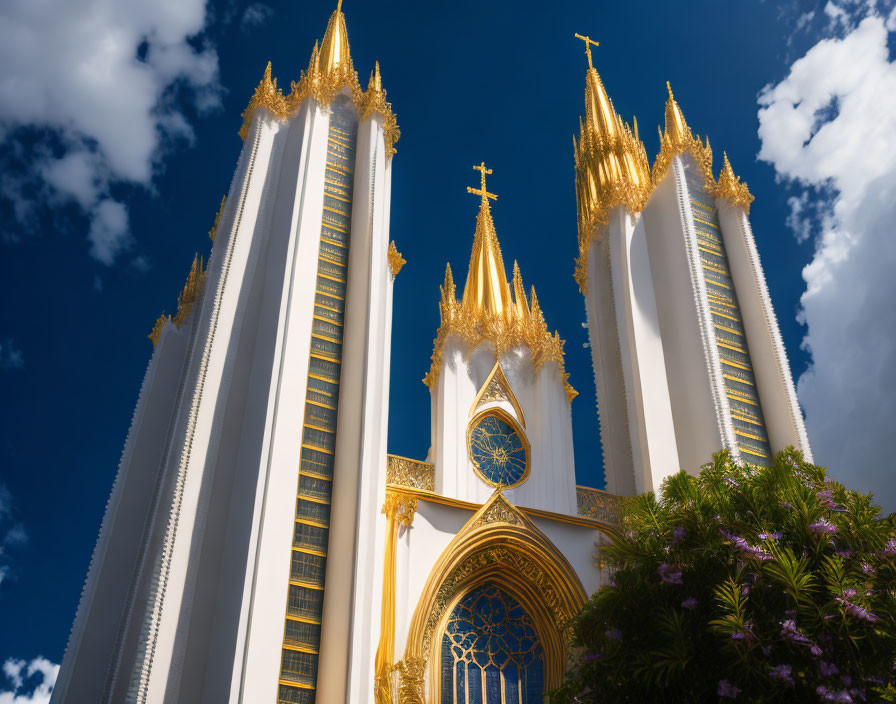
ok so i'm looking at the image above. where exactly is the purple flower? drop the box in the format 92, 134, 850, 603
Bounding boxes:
882, 539, 896, 557
843, 602, 878, 623
810, 518, 838, 535
731, 632, 746, 641
780, 619, 812, 645
608, 580, 618, 589
724, 476, 739, 487
771, 531, 783, 539
681, 597, 698, 610
818, 489, 836, 509
842, 588, 857, 599
820, 661, 840, 677
770, 664, 794, 685
582, 651, 602, 662
625, 530, 636, 540
672, 526, 686, 545
861, 562, 875, 575
835, 550, 853, 558
658, 563, 683, 585
718, 680, 741, 698
606, 627, 623, 642
811, 645, 823, 657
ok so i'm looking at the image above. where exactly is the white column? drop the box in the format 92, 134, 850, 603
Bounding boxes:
716, 201, 812, 460
583, 232, 636, 496
607, 207, 680, 493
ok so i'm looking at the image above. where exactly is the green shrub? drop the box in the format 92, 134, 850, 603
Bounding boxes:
553, 449, 896, 703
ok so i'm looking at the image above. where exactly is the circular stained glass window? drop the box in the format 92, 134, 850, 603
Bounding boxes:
468, 410, 530, 488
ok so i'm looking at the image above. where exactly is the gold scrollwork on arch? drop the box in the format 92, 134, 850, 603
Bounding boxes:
396, 492, 587, 702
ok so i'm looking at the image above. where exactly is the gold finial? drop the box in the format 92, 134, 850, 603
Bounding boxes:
320, 1, 353, 75
666, 80, 673, 99
574, 33, 599, 70
713, 152, 754, 210
387, 240, 405, 278
336, 0, 343, 11
466, 161, 498, 203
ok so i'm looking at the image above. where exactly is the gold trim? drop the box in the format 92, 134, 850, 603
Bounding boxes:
149, 314, 170, 347
374, 490, 418, 704
713, 152, 754, 211
397, 491, 587, 702
469, 360, 526, 429
467, 407, 531, 490
387, 240, 405, 279
386, 455, 434, 492
208, 195, 226, 242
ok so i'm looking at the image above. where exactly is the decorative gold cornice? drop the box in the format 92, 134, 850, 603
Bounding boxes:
149, 314, 170, 347
382, 489, 419, 526
713, 152, 754, 211
237, 8, 400, 158
208, 196, 226, 242
424, 165, 576, 401
651, 81, 715, 191
575, 485, 623, 525
387, 240, 405, 279
173, 253, 207, 327
572, 36, 652, 293
386, 454, 434, 492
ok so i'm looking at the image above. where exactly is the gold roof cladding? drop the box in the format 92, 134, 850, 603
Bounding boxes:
573, 40, 755, 292
423, 164, 577, 402
238, 4, 399, 156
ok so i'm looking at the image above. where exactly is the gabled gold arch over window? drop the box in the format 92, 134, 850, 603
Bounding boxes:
396, 492, 587, 703
469, 360, 526, 429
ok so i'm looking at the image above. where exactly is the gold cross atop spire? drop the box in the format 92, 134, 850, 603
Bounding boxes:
574, 33, 599, 69
467, 161, 498, 203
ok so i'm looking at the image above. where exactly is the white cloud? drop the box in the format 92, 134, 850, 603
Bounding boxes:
0, 657, 58, 704
758, 14, 896, 511
0, 339, 24, 371
0, 0, 220, 264
88, 199, 131, 266
242, 3, 273, 29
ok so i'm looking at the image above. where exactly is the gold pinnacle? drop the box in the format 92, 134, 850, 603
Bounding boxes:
336, 0, 343, 12
467, 161, 498, 202
574, 33, 599, 69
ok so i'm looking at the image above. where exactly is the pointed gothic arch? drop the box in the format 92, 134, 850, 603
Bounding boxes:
396, 493, 587, 703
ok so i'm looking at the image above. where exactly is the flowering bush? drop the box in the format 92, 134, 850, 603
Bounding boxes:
553, 449, 896, 703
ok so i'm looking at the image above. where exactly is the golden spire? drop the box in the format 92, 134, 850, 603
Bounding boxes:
360, 61, 401, 157
461, 162, 513, 321
319, 0, 352, 75
572, 32, 651, 293
423, 166, 576, 401
238, 60, 287, 140
652, 80, 714, 190
663, 82, 692, 146
511, 261, 529, 320
713, 152, 754, 211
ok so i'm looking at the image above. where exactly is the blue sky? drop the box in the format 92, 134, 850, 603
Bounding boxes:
2, 0, 896, 699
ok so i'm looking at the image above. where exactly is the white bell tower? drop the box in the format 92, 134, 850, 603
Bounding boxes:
52, 5, 402, 704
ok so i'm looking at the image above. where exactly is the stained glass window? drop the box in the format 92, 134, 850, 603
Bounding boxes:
441, 584, 544, 704
468, 411, 529, 488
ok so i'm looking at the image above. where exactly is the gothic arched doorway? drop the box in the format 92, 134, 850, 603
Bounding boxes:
440, 583, 545, 703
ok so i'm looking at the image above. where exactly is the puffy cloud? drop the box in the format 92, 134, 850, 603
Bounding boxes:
0, 657, 58, 704
758, 13, 896, 511
0, 339, 24, 371
0, 0, 219, 264
242, 3, 273, 29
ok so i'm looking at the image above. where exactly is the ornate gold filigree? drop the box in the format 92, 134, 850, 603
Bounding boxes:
387, 240, 405, 279
573, 35, 652, 293
148, 314, 170, 347
361, 62, 400, 157
382, 490, 418, 526
208, 195, 226, 242
424, 165, 576, 401
173, 254, 207, 327
713, 152, 754, 211
471, 492, 523, 527
575, 485, 623, 525
651, 82, 715, 192
394, 657, 425, 704
238, 61, 288, 140
386, 455, 434, 492
469, 360, 526, 427
238, 9, 400, 158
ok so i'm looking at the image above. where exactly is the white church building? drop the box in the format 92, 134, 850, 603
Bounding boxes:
51, 8, 811, 704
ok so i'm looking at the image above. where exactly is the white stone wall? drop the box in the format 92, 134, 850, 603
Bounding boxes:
431, 340, 576, 514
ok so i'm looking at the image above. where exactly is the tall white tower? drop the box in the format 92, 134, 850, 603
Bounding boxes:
573, 36, 811, 496
52, 6, 402, 704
